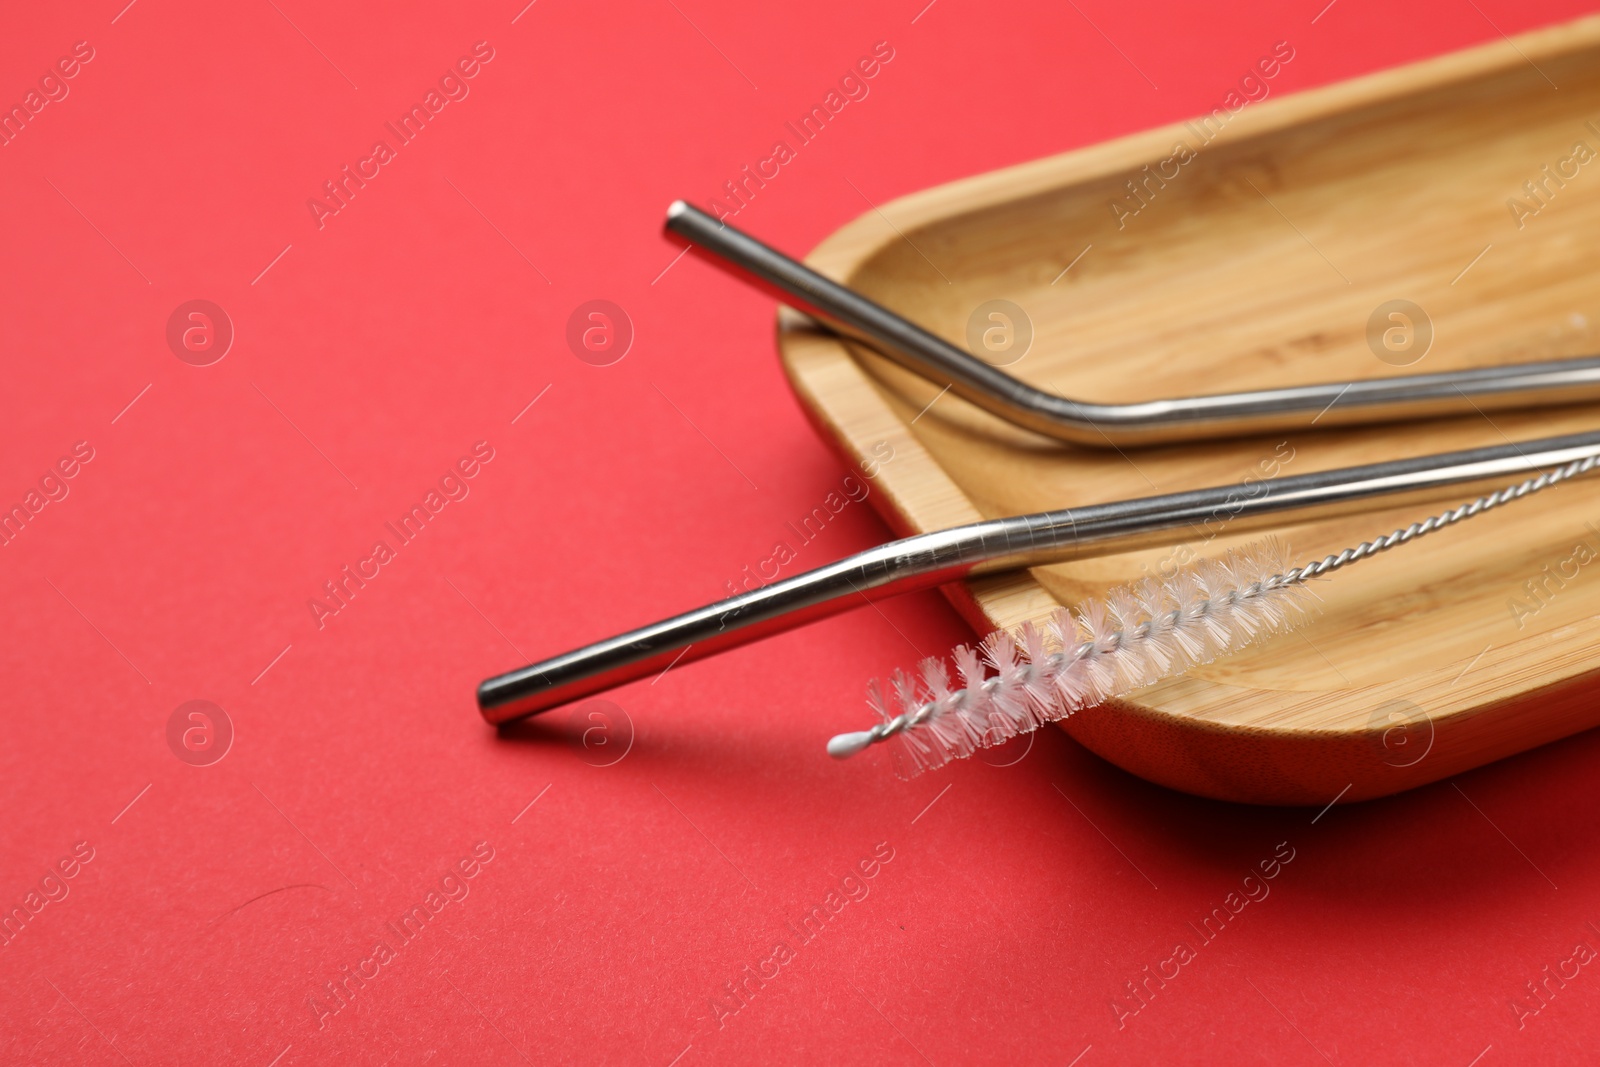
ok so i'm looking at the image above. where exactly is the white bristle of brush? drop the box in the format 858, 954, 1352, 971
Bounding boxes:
827, 537, 1312, 777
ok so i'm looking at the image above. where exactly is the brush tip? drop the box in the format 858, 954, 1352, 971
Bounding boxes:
827, 730, 875, 759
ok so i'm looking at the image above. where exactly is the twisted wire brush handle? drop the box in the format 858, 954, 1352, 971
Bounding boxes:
1286, 449, 1600, 582
663, 201, 1600, 446
477, 431, 1600, 725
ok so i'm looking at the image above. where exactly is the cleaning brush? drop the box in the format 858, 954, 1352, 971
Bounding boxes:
833, 449, 1600, 776
837, 539, 1309, 776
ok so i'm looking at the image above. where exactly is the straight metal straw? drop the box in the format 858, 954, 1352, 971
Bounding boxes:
477, 430, 1600, 724
663, 201, 1600, 446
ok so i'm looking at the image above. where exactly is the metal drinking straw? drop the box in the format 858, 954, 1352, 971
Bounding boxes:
477, 432, 1600, 723
661, 200, 1600, 447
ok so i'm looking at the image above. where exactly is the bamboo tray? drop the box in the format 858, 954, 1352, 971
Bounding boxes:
777, 15, 1600, 805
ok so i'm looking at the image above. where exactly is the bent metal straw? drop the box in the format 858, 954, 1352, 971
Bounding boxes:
476, 434, 1600, 729
661, 201, 1600, 446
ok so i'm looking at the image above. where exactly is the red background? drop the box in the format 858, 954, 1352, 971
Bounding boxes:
3, 0, 1598, 1063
